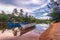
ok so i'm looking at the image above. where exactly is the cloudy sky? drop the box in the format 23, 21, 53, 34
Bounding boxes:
0, 0, 51, 19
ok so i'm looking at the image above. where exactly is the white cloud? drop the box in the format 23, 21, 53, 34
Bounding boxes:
15, 0, 42, 5
0, 0, 51, 18
42, 13, 48, 16
39, 16, 51, 20
12, 0, 50, 12
38, 13, 50, 20
0, 4, 16, 14
0, 0, 50, 13
30, 0, 41, 4
54, 0, 58, 2
0, 4, 32, 13
34, 0, 50, 11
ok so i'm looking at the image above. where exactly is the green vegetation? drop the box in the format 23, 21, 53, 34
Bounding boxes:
0, 8, 52, 24
50, 5, 60, 22
35, 19, 51, 24
0, 9, 36, 23
49, 2, 60, 22
0, 14, 9, 22
50, 12, 60, 22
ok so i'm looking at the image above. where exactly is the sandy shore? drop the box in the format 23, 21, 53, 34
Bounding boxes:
39, 23, 60, 40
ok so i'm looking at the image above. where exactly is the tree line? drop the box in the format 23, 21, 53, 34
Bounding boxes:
0, 8, 54, 24
0, 8, 36, 23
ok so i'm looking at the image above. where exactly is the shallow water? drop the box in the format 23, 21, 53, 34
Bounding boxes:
34, 24, 49, 34
0, 24, 49, 40
0, 24, 49, 34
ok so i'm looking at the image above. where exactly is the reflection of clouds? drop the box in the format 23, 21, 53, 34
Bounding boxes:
36, 24, 49, 30
34, 24, 49, 34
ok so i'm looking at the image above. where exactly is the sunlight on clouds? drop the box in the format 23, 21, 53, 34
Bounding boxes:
54, 0, 58, 2
39, 16, 51, 20
0, 0, 50, 13
34, 0, 50, 11
0, 0, 51, 18
0, 4, 16, 13
43, 13, 48, 16
0, 4, 32, 14
15, 0, 43, 5
13, 0, 49, 10
31, 0, 40, 4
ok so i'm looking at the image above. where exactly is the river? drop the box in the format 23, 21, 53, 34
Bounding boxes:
34, 24, 49, 34
0, 24, 49, 40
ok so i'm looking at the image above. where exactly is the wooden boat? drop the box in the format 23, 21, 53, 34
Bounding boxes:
20, 23, 36, 36
0, 22, 36, 36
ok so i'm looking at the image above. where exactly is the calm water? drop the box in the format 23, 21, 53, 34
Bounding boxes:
34, 24, 49, 34
0, 24, 49, 34
0, 24, 49, 40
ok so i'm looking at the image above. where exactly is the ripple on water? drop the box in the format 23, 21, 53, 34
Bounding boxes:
34, 24, 49, 34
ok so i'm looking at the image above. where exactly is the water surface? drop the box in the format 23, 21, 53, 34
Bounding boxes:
0, 24, 49, 40
34, 24, 49, 34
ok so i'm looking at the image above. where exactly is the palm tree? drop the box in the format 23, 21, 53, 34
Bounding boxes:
19, 9, 23, 17
1, 10, 5, 14
25, 12, 28, 17
12, 8, 18, 16
10, 8, 18, 21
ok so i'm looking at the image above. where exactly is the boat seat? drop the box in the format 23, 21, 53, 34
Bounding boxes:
7, 22, 21, 29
